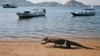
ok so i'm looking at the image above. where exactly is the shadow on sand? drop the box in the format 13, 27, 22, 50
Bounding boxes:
46, 45, 81, 50
45, 45, 95, 50
45, 45, 100, 50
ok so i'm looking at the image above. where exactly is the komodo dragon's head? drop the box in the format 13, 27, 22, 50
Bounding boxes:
42, 37, 48, 41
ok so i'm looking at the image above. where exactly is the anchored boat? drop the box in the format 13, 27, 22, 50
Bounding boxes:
16, 9, 46, 18
3, 4, 17, 8
71, 9, 95, 16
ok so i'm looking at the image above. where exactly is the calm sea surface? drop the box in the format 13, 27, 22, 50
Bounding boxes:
0, 6, 100, 40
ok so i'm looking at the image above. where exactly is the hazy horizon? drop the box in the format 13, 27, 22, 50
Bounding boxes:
27, 0, 100, 5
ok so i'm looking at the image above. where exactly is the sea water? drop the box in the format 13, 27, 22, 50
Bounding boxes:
0, 6, 100, 40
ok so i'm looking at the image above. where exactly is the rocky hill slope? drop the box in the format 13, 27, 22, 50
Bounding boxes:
0, 0, 87, 7
64, 0, 86, 7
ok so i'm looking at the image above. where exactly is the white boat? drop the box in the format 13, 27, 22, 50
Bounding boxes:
71, 9, 95, 16
16, 9, 46, 18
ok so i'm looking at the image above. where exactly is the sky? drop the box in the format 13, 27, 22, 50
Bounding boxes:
27, 0, 100, 5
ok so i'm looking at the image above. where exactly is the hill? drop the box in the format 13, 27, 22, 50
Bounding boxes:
64, 0, 86, 7
0, 0, 87, 7
0, 0, 35, 6
36, 2, 63, 7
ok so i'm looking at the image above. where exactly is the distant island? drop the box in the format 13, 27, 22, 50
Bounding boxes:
0, 0, 99, 7
0, 0, 35, 6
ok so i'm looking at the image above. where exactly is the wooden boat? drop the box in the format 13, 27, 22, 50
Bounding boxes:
3, 4, 17, 8
16, 9, 46, 18
71, 9, 95, 16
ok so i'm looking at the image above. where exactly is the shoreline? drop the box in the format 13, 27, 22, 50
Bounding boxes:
0, 36, 100, 56
0, 34, 100, 41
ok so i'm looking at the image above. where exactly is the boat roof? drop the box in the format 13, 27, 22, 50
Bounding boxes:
33, 9, 45, 10
84, 9, 95, 10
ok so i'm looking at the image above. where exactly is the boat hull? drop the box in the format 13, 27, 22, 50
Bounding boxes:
3, 6, 17, 8
16, 12, 45, 18
71, 12, 95, 16
3, 5, 17, 8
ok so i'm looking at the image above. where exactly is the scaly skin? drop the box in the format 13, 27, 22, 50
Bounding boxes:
42, 37, 93, 49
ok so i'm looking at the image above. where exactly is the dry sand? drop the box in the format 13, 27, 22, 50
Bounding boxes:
0, 37, 100, 56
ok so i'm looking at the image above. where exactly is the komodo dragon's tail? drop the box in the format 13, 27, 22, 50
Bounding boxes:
66, 40, 93, 49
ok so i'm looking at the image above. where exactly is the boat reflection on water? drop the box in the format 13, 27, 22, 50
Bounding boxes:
17, 15, 46, 29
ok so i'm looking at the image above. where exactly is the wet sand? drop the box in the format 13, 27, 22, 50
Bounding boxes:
0, 37, 100, 56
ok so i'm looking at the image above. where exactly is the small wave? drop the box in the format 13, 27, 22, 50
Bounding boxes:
89, 22, 100, 24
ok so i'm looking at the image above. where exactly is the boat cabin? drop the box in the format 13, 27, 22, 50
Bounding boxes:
82, 9, 95, 14
24, 11, 30, 14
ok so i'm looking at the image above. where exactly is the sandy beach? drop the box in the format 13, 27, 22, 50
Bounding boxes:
0, 37, 100, 56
